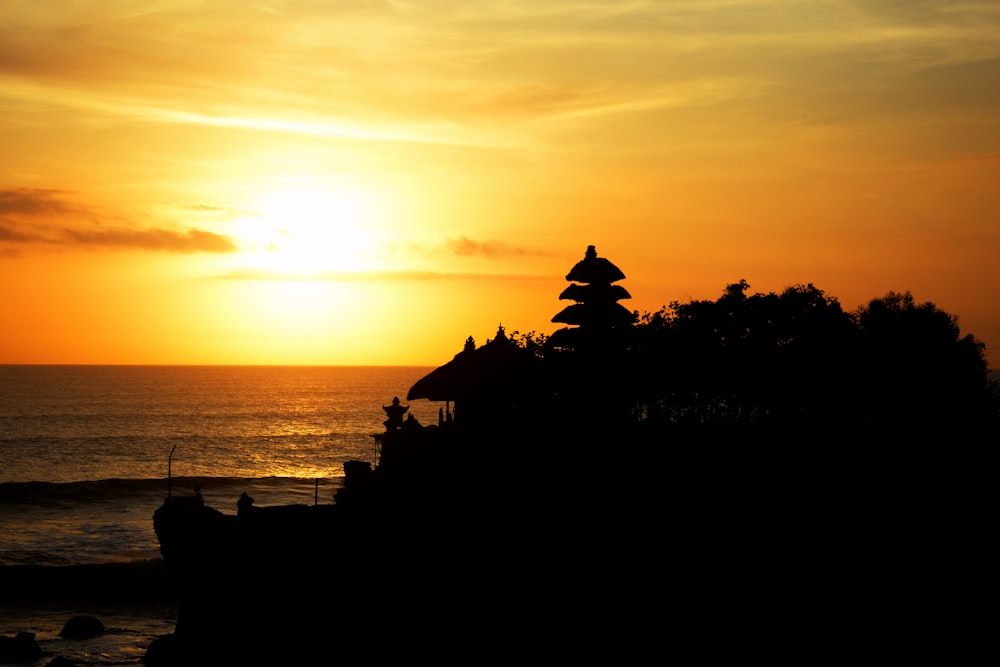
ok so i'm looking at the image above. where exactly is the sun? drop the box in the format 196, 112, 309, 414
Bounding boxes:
237, 185, 381, 275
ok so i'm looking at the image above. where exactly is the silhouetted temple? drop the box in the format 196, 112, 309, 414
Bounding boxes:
398, 245, 638, 437
549, 244, 635, 350
381, 396, 408, 430
405, 324, 541, 431
148, 240, 1000, 667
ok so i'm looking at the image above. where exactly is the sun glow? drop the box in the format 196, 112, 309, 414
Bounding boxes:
238, 186, 382, 275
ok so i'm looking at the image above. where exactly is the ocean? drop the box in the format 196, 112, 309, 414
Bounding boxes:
0, 364, 441, 665
0, 364, 443, 566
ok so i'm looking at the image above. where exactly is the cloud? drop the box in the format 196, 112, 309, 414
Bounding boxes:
375, 237, 554, 266
0, 188, 237, 253
61, 227, 238, 253
444, 236, 544, 258
0, 188, 76, 216
2, 0, 996, 161
218, 267, 549, 282
0, 220, 36, 242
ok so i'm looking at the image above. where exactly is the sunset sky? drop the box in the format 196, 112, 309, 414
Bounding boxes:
2, 1, 998, 366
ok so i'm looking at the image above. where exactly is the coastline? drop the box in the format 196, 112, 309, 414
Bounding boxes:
0, 559, 177, 665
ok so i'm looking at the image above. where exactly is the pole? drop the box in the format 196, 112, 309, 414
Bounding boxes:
168, 444, 177, 499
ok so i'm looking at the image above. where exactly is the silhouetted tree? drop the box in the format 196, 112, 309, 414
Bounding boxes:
509, 277, 996, 455
508, 330, 549, 357
851, 291, 993, 442
630, 280, 859, 432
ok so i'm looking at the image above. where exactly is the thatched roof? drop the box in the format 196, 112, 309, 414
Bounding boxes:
565, 245, 626, 284
407, 326, 540, 403
551, 302, 636, 327
558, 282, 631, 303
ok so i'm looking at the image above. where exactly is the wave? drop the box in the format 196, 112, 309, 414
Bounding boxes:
0, 476, 347, 568
0, 475, 345, 508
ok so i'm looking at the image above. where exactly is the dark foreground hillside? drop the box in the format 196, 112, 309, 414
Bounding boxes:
144, 413, 1000, 665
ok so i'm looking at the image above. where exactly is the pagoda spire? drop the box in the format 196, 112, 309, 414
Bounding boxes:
552, 245, 634, 327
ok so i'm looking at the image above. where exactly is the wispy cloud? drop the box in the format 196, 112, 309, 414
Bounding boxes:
59, 227, 238, 253
0, 188, 237, 254
0, 222, 35, 243
2, 0, 996, 155
0, 188, 77, 216
218, 267, 550, 282
444, 236, 544, 258
379, 236, 554, 262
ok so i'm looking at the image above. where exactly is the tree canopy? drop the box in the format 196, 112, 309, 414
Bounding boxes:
511, 280, 997, 450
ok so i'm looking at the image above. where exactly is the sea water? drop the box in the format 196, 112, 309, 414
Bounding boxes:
0, 365, 441, 568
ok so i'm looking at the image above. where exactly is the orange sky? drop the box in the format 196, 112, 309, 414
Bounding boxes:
2, 1, 998, 366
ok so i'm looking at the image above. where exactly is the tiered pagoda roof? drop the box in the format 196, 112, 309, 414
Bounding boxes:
550, 246, 634, 345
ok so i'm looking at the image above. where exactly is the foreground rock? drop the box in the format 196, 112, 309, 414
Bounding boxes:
59, 615, 105, 639
0, 631, 43, 662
